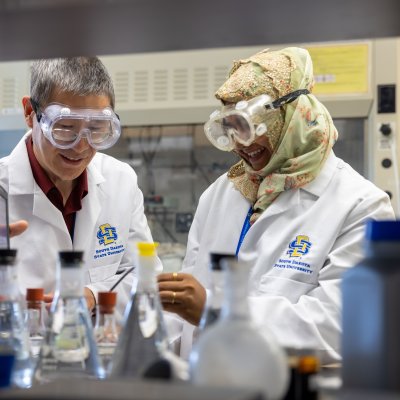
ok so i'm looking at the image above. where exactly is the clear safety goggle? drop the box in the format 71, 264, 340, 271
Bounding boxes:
30, 99, 121, 150
204, 89, 309, 151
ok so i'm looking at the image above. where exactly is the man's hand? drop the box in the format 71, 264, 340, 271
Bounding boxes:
9, 220, 28, 237
157, 272, 206, 326
44, 288, 96, 313
84, 287, 96, 313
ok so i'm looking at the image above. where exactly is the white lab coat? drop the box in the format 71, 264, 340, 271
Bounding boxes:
0, 133, 156, 321
179, 152, 395, 364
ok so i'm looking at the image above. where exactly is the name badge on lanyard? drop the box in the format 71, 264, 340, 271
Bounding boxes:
235, 206, 253, 256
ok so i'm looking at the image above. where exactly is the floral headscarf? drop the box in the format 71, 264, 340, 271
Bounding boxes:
215, 47, 338, 224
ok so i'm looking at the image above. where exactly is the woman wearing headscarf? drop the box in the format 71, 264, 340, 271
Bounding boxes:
158, 47, 394, 364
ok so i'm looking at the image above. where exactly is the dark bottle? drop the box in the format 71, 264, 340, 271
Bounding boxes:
342, 219, 400, 391
297, 353, 319, 400
198, 253, 231, 331
283, 348, 319, 400
110, 242, 169, 378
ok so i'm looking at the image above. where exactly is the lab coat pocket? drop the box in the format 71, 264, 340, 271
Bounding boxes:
88, 262, 119, 283
258, 275, 316, 302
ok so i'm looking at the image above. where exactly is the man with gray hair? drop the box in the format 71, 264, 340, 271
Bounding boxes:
0, 57, 156, 319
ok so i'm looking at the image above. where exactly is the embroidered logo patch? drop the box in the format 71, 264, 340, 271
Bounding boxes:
287, 235, 312, 257
97, 223, 118, 245
272, 235, 313, 275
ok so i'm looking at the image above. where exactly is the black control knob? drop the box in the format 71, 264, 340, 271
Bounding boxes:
382, 158, 392, 168
380, 123, 392, 136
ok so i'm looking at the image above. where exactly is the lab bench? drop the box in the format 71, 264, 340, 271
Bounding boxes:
1, 378, 399, 400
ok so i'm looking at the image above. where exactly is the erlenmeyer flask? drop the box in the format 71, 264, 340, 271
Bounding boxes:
110, 242, 169, 378
190, 255, 289, 400
34, 251, 104, 383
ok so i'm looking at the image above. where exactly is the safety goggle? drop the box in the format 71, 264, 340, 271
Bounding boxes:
30, 99, 121, 150
204, 89, 309, 151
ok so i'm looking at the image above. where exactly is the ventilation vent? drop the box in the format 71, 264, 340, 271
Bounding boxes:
173, 68, 188, 101
153, 69, 168, 102
193, 67, 209, 100
114, 71, 129, 104
133, 70, 149, 103
1, 77, 18, 109
214, 65, 229, 91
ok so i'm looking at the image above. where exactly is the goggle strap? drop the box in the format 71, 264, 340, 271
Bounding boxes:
30, 98, 42, 123
265, 89, 310, 110
30, 99, 120, 122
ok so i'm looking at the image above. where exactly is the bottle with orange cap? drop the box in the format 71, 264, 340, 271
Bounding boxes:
297, 353, 319, 400
25, 288, 45, 360
110, 242, 169, 378
283, 348, 320, 400
94, 291, 119, 376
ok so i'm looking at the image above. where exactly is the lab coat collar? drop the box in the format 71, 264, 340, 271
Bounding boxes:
262, 188, 300, 218
7, 131, 106, 243
8, 132, 35, 195
7, 132, 69, 235
256, 152, 338, 220
8, 131, 106, 194
86, 156, 106, 187
300, 151, 339, 197
71, 157, 106, 251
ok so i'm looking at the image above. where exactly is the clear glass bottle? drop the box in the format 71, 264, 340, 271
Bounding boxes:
94, 291, 119, 377
0, 249, 32, 388
25, 288, 46, 361
34, 251, 104, 383
198, 253, 229, 331
190, 255, 289, 400
110, 242, 169, 378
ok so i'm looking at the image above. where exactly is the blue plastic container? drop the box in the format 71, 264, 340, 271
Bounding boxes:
342, 219, 400, 391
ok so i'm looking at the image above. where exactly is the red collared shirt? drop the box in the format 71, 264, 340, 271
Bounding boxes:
26, 137, 88, 239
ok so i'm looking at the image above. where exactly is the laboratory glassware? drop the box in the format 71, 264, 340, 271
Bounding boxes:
0, 249, 32, 388
198, 253, 231, 331
283, 347, 320, 400
190, 255, 289, 400
94, 291, 119, 377
34, 251, 104, 383
110, 242, 169, 378
25, 288, 45, 360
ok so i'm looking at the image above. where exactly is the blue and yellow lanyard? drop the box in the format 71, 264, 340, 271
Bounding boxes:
235, 206, 253, 256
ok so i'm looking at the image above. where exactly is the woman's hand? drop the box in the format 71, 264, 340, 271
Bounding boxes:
157, 272, 206, 326
9, 220, 28, 237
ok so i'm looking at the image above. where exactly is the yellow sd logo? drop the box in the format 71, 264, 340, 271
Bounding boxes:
287, 235, 312, 257
97, 223, 118, 245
